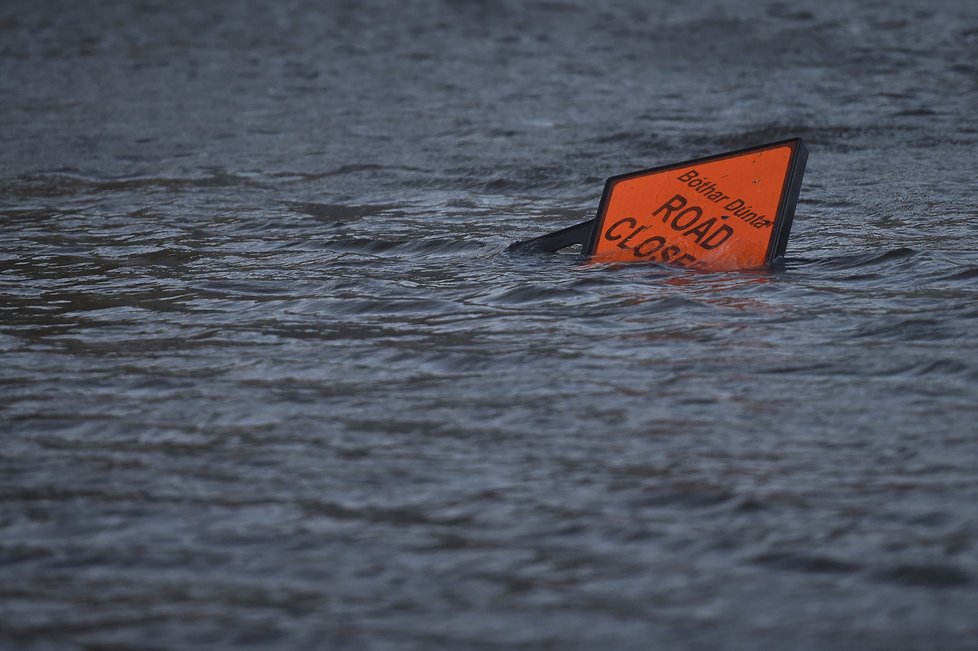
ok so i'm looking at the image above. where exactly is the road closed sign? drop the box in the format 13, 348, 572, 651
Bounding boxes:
509, 138, 808, 272
585, 139, 807, 271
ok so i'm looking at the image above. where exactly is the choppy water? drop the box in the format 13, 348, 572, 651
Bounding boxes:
2, 1, 978, 649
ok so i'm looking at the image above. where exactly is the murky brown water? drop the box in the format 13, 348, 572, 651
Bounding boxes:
3, 1, 978, 648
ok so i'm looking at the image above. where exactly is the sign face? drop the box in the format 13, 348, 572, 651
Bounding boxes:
584, 139, 807, 271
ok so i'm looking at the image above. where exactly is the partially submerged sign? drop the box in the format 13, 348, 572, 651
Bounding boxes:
510, 139, 808, 272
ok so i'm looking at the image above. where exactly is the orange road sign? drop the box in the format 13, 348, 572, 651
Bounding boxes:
509, 139, 808, 272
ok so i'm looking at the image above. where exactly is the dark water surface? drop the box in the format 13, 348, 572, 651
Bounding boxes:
3, 0, 978, 649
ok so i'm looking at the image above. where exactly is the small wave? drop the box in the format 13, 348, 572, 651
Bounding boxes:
686, 124, 914, 153
751, 552, 862, 575
852, 317, 949, 341
8, 169, 259, 197
937, 266, 978, 281
322, 297, 460, 317
812, 247, 917, 270
280, 201, 404, 224
323, 237, 487, 257
481, 282, 585, 306
870, 563, 972, 588
442, 165, 582, 193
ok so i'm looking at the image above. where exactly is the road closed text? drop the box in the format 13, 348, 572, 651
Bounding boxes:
600, 193, 738, 265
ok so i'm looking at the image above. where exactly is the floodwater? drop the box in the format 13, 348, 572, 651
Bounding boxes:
2, 0, 978, 648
